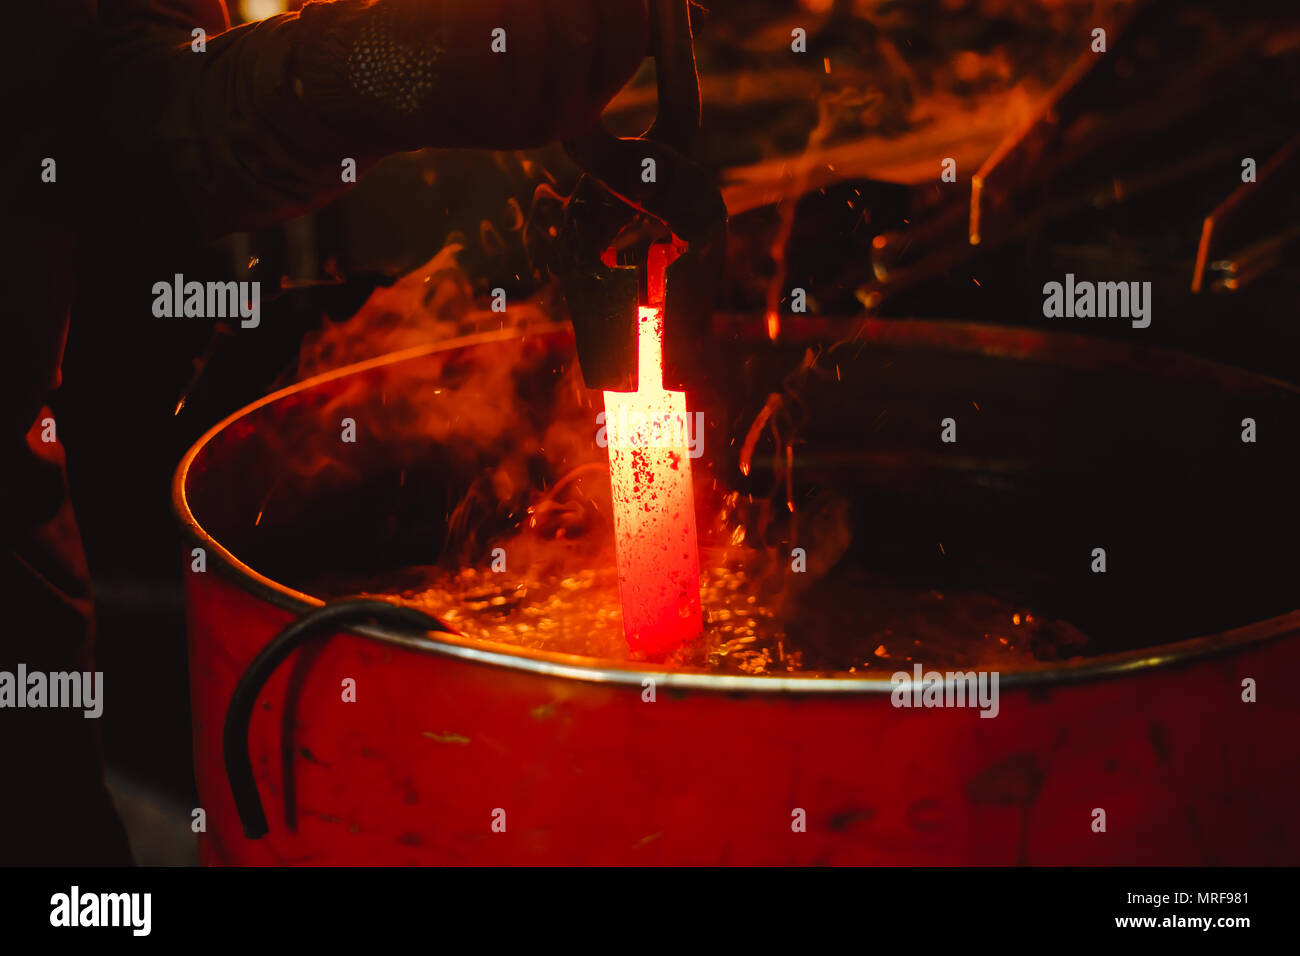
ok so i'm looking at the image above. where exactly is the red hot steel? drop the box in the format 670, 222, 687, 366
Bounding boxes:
602, 299, 703, 657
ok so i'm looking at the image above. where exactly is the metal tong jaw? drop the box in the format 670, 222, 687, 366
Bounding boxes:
556, 0, 727, 392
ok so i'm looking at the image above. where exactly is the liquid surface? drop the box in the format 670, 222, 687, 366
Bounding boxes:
312, 547, 1089, 675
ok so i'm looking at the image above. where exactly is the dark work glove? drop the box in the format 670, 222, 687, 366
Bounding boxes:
293, 0, 651, 153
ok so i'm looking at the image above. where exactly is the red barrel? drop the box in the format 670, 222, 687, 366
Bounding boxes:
175, 323, 1300, 864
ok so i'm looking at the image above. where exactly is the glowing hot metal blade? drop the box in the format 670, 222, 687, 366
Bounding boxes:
603, 304, 702, 657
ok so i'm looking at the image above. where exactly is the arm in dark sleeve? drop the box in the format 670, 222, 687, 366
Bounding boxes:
86, 0, 649, 242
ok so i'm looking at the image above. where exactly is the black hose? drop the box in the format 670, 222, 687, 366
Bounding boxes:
222, 598, 453, 839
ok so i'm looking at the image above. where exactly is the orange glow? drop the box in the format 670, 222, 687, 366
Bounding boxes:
239, 0, 289, 21
603, 305, 702, 657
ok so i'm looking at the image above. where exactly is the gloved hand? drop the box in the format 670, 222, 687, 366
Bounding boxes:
293, 0, 651, 153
